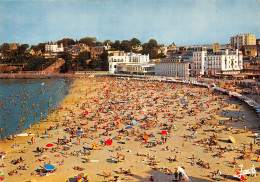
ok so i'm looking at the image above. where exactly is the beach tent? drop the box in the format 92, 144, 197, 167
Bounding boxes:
77, 173, 89, 182
178, 166, 190, 182
0, 171, 4, 181
235, 171, 246, 181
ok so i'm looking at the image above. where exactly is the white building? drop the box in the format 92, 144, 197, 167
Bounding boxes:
117, 63, 155, 75
155, 57, 192, 78
45, 42, 64, 53
108, 52, 149, 74
193, 47, 243, 76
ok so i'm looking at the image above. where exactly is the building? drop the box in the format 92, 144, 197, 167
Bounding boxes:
45, 42, 64, 52
67, 43, 90, 59
193, 47, 243, 77
132, 44, 143, 52
241, 45, 258, 57
117, 62, 155, 75
155, 51, 193, 78
90, 46, 103, 59
230, 33, 256, 50
8, 43, 20, 50
108, 52, 149, 74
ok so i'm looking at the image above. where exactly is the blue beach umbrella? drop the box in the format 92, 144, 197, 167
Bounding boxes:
43, 164, 55, 171
125, 126, 133, 130
132, 120, 137, 126
77, 131, 83, 134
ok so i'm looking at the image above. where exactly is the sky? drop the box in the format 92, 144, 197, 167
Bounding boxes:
0, 0, 259, 46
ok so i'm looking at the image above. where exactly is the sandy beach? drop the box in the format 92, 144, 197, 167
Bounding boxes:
1, 77, 260, 182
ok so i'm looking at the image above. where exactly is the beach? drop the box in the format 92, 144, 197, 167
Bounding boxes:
1, 77, 260, 182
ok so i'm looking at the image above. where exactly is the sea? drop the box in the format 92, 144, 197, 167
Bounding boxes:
0, 79, 72, 140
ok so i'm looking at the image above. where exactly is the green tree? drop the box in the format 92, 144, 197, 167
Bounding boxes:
57, 38, 75, 47
79, 37, 97, 46
121, 40, 132, 52
100, 51, 109, 71
31, 45, 40, 52
148, 39, 158, 48
112, 40, 121, 50
37, 43, 46, 52
130, 38, 141, 47
18, 44, 29, 54
1, 43, 10, 54
74, 51, 90, 70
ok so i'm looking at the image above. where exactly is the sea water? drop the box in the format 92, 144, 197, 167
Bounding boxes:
0, 79, 72, 139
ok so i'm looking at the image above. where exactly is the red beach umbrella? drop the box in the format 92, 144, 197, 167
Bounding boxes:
115, 117, 120, 120
46, 143, 54, 148
106, 139, 112, 146
85, 110, 88, 115
162, 131, 167, 135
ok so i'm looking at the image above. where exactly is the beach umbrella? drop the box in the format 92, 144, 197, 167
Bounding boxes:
143, 134, 148, 141
92, 142, 98, 149
229, 136, 236, 143
0, 152, 6, 155
106, 139, 112, 146
127, 105, 131, 108
162, 131, 167, 135
206, 104, 210, 108
151, 93, 154, 95
0, 171, 4, 181
146, 123, 152, 126
125, 126, 133, 130
77, 131, 83, 134
132, 120, 137, 126
235, 171, 246, 181
63, 136, 66, 139
43, 164, 55, 171
77, 173, 88, 182
46, 143, 54, 148
77, 173, 89, 182
115, 117, 120, 120
85, 110, 88, 115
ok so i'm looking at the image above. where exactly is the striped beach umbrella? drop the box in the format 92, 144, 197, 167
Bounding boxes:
77, 173, 88, 182
92, 142, 98, 149
0, 171, 5, 181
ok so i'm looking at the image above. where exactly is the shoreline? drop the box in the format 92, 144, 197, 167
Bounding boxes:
1, 77, 260, 182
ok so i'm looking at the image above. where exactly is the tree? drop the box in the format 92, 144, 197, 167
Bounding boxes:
100, 51, 109, 71
130, 38, 141, 47
31, 45, 40, 52
121, 40, 132, 52
57, 38, 75, 47
148, 39, 158, 48
112, 40, 121, 50
37, 43, 46, 52
18, 44, 29, 54
79, 37, 97, 46
74, 51, 90, 70
1, 43, 10, 54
